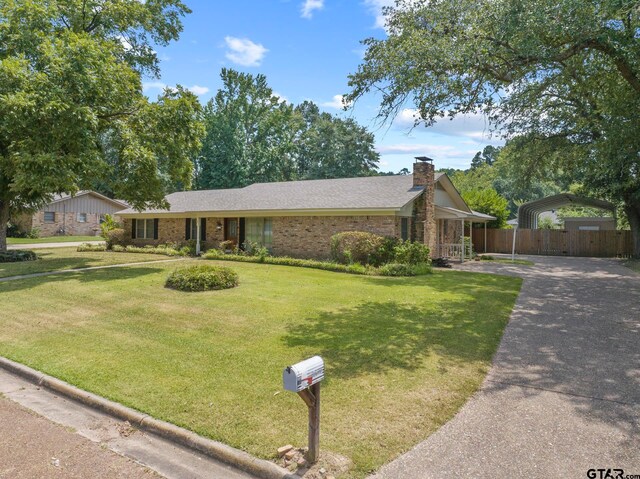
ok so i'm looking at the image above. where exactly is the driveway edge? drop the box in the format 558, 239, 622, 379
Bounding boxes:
0, 356, 295, 479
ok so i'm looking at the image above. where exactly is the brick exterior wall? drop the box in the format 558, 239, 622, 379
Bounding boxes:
271, 215, 401, 259
122, 215, 403, 259
32, 212, 101, 237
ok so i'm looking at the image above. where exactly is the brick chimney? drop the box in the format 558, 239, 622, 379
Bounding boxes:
413, 157, 437, 255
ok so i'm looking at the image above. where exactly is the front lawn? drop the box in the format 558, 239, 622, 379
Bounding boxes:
7, 235, 101, 244
623, 258, 640, 273
0, 247, 175, 279
0, 260, 521, 477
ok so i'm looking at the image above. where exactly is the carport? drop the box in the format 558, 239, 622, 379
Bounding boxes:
517, 193, 616, 229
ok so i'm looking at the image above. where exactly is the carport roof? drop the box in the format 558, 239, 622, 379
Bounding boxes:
517, 193, 615, 228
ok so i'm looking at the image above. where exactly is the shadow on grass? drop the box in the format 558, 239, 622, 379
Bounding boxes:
0, 266, 166, 293
0, 250, 109, 279
361, 270, 522, 298
283, 297, 510, 379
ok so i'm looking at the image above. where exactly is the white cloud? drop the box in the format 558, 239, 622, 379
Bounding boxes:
363, 0, 394, 30
376, 143, 482, 169
301, 0, 324, 18
321, 94, 351, 109
142, 81, 166, 92
224, 36, 268, 67
393, 108, 501, 144
188, 85, 210, 96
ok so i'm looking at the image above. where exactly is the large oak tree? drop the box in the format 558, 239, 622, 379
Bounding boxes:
347, 0, 640, 256
0, 0, 204, 251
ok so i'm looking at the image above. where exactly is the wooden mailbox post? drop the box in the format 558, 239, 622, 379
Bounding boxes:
283, 356, 324, 463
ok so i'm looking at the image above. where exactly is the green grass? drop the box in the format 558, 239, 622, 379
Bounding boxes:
623, 258, 640, 273
0, 260, 521, 477
7, 235, 102, 244
0, 247, 176, 279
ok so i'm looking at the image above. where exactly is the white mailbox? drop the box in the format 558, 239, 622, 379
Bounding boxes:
283, 356, 325, 392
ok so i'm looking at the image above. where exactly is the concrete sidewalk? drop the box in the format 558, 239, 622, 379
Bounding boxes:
371, 256, 640, 478
0, 369, 255, 479
0, 396, 158, 479
8, 241, 104, 250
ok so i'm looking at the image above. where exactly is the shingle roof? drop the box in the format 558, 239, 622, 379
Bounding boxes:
118, 175, 429, 215
51, 190, 128, 208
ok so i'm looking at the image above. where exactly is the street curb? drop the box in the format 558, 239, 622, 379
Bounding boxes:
0, 357, 295, 479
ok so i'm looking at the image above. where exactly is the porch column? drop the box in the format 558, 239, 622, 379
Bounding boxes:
469, 221, 473, 257
460, 219, 465, 263
196, 217, 201, 256
484, 222, 487, 253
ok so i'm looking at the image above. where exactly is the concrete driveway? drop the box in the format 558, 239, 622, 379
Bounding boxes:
372, 256, 640, 479
8, 241, 104, 250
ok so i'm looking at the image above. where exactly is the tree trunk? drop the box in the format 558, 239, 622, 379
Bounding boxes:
625, 203, 640, 258
0, 201, 9, 253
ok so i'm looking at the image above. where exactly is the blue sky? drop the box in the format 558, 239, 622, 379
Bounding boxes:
144, 0, 503, 172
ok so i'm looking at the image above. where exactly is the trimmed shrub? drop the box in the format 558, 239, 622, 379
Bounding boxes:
379, 263, 415, 276
0, 250, 38, 263
105, 228, 126, 250
77, 243, 107, 252
393, 241, 431, 265
370, 236, 401, 266
166, 265, 239, 292
330, 231, 386, 265
219, 240, 235, 252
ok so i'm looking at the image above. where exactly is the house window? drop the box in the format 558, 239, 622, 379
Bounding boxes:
135, 219, 156, 239
401, 218, 409, 241
77, 213, 87, 223
185, 218, 198, 240
245, 218, 272, 248
44, 212, 55, 223
185, 218, 206, 241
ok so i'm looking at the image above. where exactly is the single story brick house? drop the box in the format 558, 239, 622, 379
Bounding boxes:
116, 158, 494, 259
13, 191, 129, 237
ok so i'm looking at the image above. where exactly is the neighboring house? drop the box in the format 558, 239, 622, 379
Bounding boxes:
116, 159, 494, 259
13, 191, 129, 237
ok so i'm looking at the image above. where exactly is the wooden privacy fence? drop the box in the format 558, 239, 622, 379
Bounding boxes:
481, 229, 633, 257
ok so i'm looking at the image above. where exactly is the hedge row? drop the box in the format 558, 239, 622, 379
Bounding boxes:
202, 249, 431, 276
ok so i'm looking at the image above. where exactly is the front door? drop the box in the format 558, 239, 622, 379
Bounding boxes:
224, 218, 238, 245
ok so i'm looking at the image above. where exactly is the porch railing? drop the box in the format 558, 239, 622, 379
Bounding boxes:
437, 243, 464, 259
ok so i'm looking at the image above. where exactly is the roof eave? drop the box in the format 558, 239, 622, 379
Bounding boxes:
116, 207, 405, 218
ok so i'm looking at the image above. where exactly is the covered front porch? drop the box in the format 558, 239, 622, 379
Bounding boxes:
433, 206, 495, 262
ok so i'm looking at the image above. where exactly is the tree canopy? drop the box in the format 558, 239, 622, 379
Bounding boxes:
196, 70, 380, 190
0, 0, 203, 251
347, 0, 640, 255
